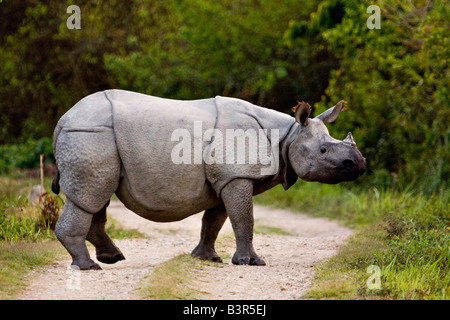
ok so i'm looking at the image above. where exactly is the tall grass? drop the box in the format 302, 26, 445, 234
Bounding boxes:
0, 176, 58, 241
255, 180, 449, 299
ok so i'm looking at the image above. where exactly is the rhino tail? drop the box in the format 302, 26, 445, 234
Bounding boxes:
51, 121, 64, 195
52, 168, 60, 194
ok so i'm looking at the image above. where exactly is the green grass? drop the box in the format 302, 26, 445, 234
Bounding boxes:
0, 174, 67, 299
254, 224, 291, 236
255, 181, 449, 300
139, 235, 234, 300
0, 195, 57, 241
0, 215, 143, 300
139, 254, 202, 300
0, 174, 61, 241
105, 218, 145, 239
0, 173, 145, 299
0, 240, 66, 299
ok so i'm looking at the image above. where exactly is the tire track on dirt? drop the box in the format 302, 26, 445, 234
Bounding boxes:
20, 201, 352, 300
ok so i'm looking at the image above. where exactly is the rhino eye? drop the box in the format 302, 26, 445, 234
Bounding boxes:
320, 146, 327, 154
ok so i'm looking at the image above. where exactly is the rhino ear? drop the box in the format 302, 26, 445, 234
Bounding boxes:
292, 101, 311, 126
315, 100, 346, 123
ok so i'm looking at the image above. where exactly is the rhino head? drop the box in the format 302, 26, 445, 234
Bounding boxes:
289, 100, 366, 184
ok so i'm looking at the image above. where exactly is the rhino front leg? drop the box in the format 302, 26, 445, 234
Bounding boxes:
191, 203, 227, 262
86, 203, 125, 264
221, 179, 266, 266
55, 199, 101, 270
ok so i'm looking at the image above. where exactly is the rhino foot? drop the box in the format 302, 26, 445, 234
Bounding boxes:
191, 247, 223, 263
232, 255, 266, 266
72, 259, 102, 270
97, 252, 126, 264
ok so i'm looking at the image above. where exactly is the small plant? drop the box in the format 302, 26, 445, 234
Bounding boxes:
37, 193, 63, 231
384, 215, 409, 239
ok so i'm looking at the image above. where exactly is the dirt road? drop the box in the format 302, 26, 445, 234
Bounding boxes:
20, 201, 352, 300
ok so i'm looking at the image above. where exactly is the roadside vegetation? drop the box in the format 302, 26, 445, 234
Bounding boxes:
0, 173, 141, 299
0, 174, 58, 241
0, 240, 64, 300
0, 173, 59, 299
140, 254, 202, 300
255, 181, 449, 299
139, 233, 235, 300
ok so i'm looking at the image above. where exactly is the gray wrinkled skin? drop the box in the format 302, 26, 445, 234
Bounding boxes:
53, 90, 366, 269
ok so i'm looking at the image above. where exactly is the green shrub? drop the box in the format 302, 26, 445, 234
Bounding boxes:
0, 176, 60, 241
0, 196, 46, 241
0, 138, 54, 173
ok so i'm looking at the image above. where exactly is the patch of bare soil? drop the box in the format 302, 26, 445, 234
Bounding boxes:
19, 201, 352, 300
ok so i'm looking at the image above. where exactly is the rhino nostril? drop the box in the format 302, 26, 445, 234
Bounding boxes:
342, 159, 355, 169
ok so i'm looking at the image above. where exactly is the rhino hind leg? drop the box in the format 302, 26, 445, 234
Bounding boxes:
86, 202, 125, 264
54, 128, 122, 269
191, 204, 227, 262
55, 199, 101, 270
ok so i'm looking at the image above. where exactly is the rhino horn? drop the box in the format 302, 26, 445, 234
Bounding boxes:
343, 132, 356, 145
315, 100, 346, 123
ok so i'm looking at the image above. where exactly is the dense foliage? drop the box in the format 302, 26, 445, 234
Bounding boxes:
0, 0, 448, 193
304, 0, 449, 194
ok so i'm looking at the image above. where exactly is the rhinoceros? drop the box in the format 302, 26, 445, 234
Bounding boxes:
52, 89, 366, 270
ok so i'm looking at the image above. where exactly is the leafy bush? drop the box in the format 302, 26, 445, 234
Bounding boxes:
295, 0, 449, 195
0, 137, 54, 173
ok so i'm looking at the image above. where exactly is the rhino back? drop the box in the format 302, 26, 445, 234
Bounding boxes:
56, 91, 113, 129
105, 90, 221, 220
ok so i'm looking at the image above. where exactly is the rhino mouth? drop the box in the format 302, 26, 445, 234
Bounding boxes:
316, 158, 366, 184
340, 158, 366, 180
